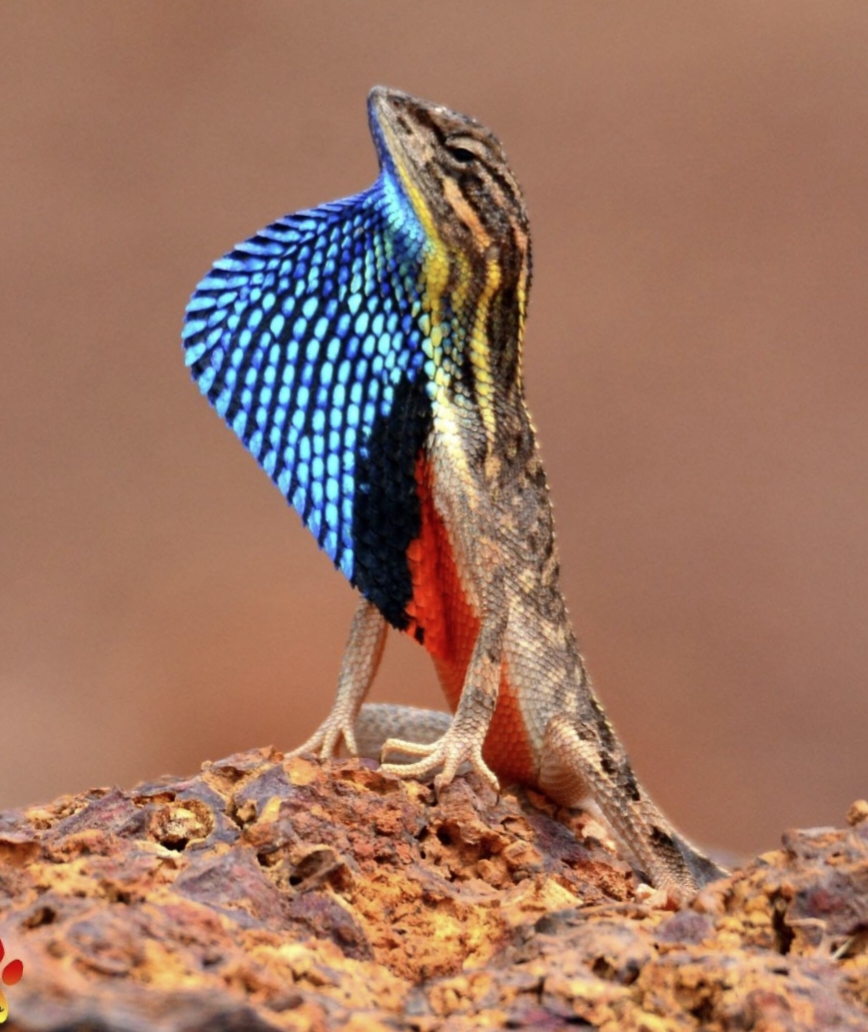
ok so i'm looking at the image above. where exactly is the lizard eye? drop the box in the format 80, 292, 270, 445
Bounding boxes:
445, 136, 483, 164
447, 145, 477, 163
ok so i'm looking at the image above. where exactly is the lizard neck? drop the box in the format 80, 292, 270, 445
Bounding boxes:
368, 87, 533, 455
382, 159, 532, 458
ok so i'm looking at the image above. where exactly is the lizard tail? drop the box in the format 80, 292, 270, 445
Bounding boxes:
354, 702, 452, 761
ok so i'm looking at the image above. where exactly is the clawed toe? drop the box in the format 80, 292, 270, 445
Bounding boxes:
379, 734, 499, 795
290, 720, 357, 761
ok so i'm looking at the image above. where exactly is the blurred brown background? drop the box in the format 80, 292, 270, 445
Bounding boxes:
1, 1, 866, 858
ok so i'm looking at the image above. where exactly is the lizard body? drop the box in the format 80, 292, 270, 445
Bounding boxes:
183, 87, 726, 903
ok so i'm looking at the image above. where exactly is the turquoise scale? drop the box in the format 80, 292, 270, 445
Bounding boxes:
182, 164, 438, 626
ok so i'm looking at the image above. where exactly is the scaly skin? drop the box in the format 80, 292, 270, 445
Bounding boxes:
184, 86, 727, 904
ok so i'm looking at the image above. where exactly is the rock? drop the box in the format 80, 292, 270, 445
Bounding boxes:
0, 747, 865, 1031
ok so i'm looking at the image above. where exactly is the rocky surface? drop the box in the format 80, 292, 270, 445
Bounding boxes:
0, 747, 865, 1031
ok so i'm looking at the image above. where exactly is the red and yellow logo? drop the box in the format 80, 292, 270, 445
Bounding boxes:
0, 938, 23, 1025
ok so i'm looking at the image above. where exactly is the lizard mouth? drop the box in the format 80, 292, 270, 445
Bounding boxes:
366, 85, 420, 173
365, 85, 448, 241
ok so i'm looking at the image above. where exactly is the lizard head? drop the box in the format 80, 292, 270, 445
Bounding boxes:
368, 86, 530, 282
368, 87, 532, 401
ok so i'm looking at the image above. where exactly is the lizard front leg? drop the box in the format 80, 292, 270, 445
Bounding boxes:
291, 597, 387, 760
380, 610, 505, 794
539, 714, 727, 904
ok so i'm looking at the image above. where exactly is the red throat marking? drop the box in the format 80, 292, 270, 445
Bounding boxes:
403, 455, 535, 782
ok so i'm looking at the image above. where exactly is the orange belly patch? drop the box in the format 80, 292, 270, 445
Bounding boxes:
404, 455, 536, 784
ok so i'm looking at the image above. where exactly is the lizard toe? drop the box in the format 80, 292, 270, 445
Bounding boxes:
290, 719, 358, 761
379, 735, 500, 795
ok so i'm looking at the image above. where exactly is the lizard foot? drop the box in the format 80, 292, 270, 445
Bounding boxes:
290, 713, 358, 761
380, 731, 500, 796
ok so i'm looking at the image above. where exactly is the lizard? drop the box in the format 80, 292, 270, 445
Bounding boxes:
182, 85, 727, 904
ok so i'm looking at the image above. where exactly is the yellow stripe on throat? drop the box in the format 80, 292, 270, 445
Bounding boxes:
391, 150, 503, 466
390, 152, 449, 323
469, 254, 501, 462
431, 184, 503, 454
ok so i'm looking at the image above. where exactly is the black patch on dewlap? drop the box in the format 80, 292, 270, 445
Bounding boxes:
352, 372, 433, 629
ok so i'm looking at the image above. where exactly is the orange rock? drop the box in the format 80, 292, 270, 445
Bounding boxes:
0, 754, 865, 1030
